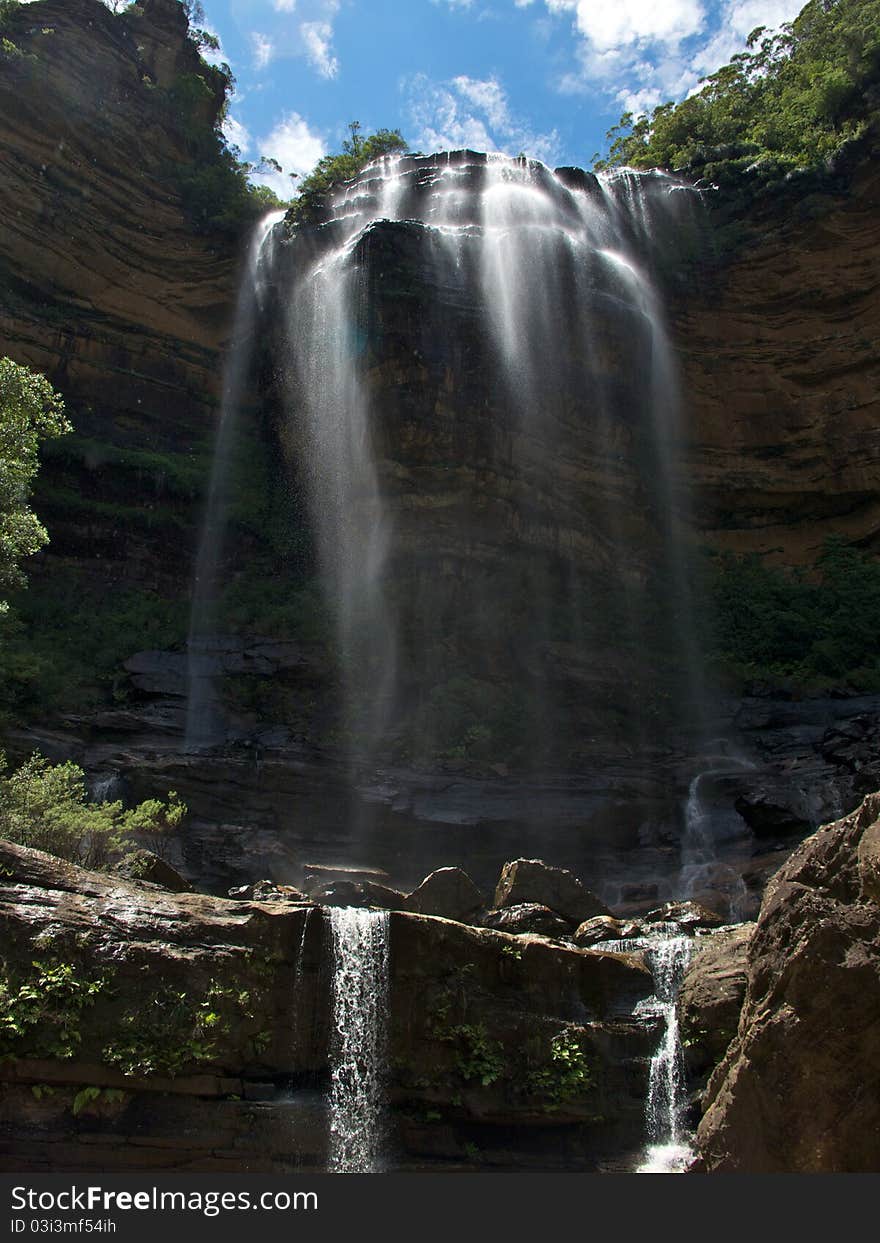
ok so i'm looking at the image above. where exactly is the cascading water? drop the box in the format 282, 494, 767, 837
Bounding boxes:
273, 152, 706, 770
184, 210, 285, 751
598, 925, 695, 1173
327, 907, 390, 1172
636, 933, 695, 1173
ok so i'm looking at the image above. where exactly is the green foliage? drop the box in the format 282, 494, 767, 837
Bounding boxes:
407, 674, 530, 764
526, 1030, 594, 1108
0, 750, 185, 870
0, 359, 69, 611
0, 570, 188, 719
704, 536, 880, 687
289, 121, 408, 224
596, 0, 880, 180
438, 1021, 506, 1087
102, 981, 259, 1078
0, 959, 108, 1062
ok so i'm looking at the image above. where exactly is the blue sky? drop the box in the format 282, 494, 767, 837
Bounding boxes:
153, 0, 806, 195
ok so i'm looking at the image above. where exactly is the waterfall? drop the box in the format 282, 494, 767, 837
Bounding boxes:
596, 926, 695, 1173
679, 753, 757, 920
327, 907, 390, 1172
636, 934, 694, 1173
184, 210, 285, 751
273, 152, 705, 770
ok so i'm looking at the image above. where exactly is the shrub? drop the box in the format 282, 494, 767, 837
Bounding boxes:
0, 751, 185, 869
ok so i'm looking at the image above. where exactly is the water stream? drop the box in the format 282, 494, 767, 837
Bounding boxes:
597, 925, 695, 1173
327, 907, 390, 1172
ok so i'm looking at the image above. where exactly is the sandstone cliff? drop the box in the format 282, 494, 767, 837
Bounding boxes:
696, 792, 880, 1171
0, 0, 236, 596
678, 139, 880, 563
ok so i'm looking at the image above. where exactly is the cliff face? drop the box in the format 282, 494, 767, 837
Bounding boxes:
0, 0, 235, 594
677, 148, 880, 562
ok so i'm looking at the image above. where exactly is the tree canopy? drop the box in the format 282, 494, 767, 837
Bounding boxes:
0, 358, 69, 613
289, 122, 409, 223
595, 0, 880, 178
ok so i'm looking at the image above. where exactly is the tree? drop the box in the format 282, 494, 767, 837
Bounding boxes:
0, 358, 69, 613
593, 0, 880, 176
0, 750, 186, 869
289, 122, 408, 223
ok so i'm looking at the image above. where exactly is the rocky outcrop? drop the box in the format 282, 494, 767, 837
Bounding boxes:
0, 839, 659, 1171
696, 794, 880, 1171
677, 923, 752, 1084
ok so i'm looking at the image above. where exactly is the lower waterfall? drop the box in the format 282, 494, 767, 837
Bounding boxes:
636, 933, 695, 1173
598, 926, 695, 1173
327, 907, 391, 1172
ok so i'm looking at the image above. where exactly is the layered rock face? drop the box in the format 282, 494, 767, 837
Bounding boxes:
0, 840, 658, 1172
696, 793, 880, 1171
678, 142, 880, 561
0, 0, 235, 594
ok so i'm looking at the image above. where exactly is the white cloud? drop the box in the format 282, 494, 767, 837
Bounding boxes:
301, 19, 339, 78
251, 31, 275, 70
223, 114, 252, 157
250, 112, 327, 198
406, 73, 560, 163
547, 0, 705, 51
690, 0, 803, 77
535, 0, 804, 122
273, 0, 297, 10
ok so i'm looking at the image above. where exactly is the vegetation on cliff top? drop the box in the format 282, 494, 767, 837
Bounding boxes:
596, 0, 880, 184
288, 122, 408, 224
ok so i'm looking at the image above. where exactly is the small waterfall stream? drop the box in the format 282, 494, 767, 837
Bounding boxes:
598, 925, 695, 1173
327, 907, 390, 1172
635, 933, 695, 1173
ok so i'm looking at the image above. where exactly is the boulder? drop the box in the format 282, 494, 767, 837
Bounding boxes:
573, 916, 641, 947
483, 903, 573, 938
404, 867, 486, 923
227, 879, 307, 903
301, 864, 391, 893
310, 879, 407, 910
643, 900, 726, 931
697, 792, 880, 1171
114, 849, 192, 893
493, 859, 610, 925
677, 923, 753, 1080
